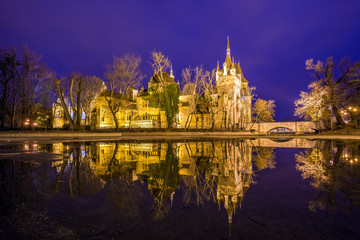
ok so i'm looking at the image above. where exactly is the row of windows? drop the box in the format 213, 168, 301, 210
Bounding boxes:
100, 113, 159, 122
100, 149, 159, 157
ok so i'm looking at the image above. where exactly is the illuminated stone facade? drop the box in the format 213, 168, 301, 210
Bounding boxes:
52, 98, 71, 128
215, 38, 252, 129
178, 38, 252, 129
52, 39, 251, 129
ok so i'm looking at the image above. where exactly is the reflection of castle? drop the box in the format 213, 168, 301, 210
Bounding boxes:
87, 141, 253, 224
50, 140, 257, 232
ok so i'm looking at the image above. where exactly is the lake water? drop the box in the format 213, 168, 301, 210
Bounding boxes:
0, 138, 360, 239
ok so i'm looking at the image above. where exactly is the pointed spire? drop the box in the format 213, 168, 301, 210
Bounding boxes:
233, 200, 236, 214
170, 64, 174, 79
227, 205, 233, 237
226, 36, 231, 58
228, 218, 232, 237
217, 61, 220, 71
237, 61, 242, 73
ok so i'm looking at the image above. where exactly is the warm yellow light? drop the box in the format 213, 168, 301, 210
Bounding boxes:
345, 154, 348, 157
354, 109, 357, 111
350, 160, 353, 164
349, 107, 352, 109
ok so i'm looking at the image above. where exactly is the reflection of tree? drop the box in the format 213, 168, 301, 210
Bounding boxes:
182, 141, 217, 206
252, 147, 276, 171
102, 142, 142, 219
105, 176, 143, 219
296, 142, 360, 212
145, 143, 180, 220
54, 143, 104, 197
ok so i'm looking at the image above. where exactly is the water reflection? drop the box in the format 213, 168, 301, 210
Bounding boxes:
1, 139, 360, 238
295, 140, 360, 212
0, 140, 274, 228
82, 140, 257, 224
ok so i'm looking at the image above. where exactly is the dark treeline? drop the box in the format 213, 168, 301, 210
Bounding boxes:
0, 46, 56, 129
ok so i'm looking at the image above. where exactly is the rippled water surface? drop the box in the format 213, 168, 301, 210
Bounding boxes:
1, 138, 360, 239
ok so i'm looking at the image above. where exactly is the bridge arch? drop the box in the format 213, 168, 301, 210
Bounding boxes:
268, 127, 295, 135
247, 121, 321, 135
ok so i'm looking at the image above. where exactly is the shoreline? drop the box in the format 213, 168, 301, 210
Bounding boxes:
0, 130, 360, 142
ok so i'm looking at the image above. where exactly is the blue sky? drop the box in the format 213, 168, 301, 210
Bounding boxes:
1, 0, 360, 120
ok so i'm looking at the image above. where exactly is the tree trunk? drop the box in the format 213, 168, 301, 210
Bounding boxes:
0, 79, 8, 128
328, 80, 345, 127
332, 104, 345, 127
185, 113, 193, 130
76, 76, 82, 128
211, 113, 215, 130
54, 78, 77, 130
107, 100, 119, 130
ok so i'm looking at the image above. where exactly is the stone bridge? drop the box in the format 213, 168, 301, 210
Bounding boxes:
246, 121, 321, 135
246, 138, 319, 149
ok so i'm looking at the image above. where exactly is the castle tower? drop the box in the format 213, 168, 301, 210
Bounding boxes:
215, 37, 252, 129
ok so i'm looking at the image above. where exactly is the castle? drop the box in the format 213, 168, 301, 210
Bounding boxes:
53, 39, 252, 129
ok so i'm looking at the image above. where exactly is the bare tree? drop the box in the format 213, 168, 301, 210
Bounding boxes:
305, 57, 360, 128
0, 48, 18, 128
17, 45, 45, 128
104, 53, 144, 130
0, 46, 54, 128
149, 51, 180, 128
201, 69, 219, 129
251, 98, 275, 122
294, 81, 330, 128
81, 75, 104, 125
150, 51, 171, 86
181, 66, 206, 129
54, 74, 82, 130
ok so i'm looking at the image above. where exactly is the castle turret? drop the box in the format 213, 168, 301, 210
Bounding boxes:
216, 61, 221, 80
170, 64, 174, 79
230, 61, 236, 76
